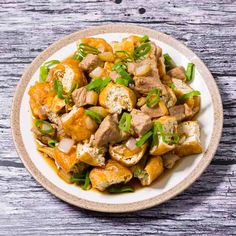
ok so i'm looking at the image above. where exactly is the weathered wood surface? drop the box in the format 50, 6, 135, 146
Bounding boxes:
0, 0, 235, 235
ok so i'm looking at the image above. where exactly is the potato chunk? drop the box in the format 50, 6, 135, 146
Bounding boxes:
89, 160, 133, 191
61, 106, 98, 142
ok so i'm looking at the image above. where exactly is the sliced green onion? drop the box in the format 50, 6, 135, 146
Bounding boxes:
116, 77, 129, 86
164, 53, 176, 71
85, 110, 103, 124
162, 133, 180, 145
99, 77, 112, 91
76, 43, 100, 60
136, 130, 153, 147
107, 185, 134, 193
48, 139, 58, 147
81, 170, 91, 190
65, 82, 80, 104
44, 60, 60, 67
70, 173, 86, 184
170, 83, 176, 90
112, 62, 127, 71
39, 60, 60, 81
86, 77, 111, 93
146, 88, 161, 108
178, 90, 201, 103
53, 79, 64, 99
35, 120, 54, 135
133, 42, 151, 60
186, 63, 195, 82
140, 35, 149, 43
115, 50, 134, 62
73, 52, 83, 61
119, 112, 132, 132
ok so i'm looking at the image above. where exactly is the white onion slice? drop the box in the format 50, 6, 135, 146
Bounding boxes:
58, 138, 75, 154
125, 137, 138, 151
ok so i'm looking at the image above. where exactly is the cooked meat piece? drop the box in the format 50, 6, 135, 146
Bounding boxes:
138, 156, 164, 186
109, 141, 148, 167
162, 152, 180, 169
76, 137, 106, 167
93, 114, 128, 147
61, 106, 98, 142
169, 103, 193, 122
79, 54, 103, 72
174, 121, 203, 157
134, 76, 166, 95
99, 82, 136, 114
31, 127, 52, 145
72, 87, 98, 107
141, 101, 168, 118
131, 109, 152, 136
167, 67, 186, 81
89, 159, 133, 191
109, 70, 120, 81
150, 116, 178, 155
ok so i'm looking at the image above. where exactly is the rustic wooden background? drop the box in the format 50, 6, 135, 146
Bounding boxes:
0, 0, 235, 235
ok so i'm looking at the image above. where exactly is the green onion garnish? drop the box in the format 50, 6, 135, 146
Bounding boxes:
75, 43, 100, 61
85, 110, 103, 124
140, 35, 149, 43
35, 120, 54, 135
53, 79, 64, 99
164, 53, 176, 71
115, 50, 134, 62
107, 185, 134, 193
81, 170, 91, 190
39, 60, 60, 81
186, 63, 195, 82
178, 90, 201, 103
86, 77, 111, 93
146, 88, 161, 108
170, 83, 176, 90
112, 62, 127, 71
119, 112, 132, 132
112, 62, 133, 84
70, 173, 86, 184
162, 133, 180, 145
48, 139, 58, 147
136, 130, 153, 147
133, 42, 151, 60
65, 82, 80, 104
116, 77, 129, 86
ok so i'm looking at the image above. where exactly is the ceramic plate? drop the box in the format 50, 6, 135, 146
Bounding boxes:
11, 24, 223, 212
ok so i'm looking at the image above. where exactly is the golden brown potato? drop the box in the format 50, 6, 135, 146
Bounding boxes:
89, 159, 133, 191
61, 106, 98, 142
139, 156, 164, 186
28, 82, 55, 119
109, 141, 148, 167
99, 82, 136, 114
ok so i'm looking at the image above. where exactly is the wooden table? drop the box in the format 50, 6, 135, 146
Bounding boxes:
0, 0, 235, 235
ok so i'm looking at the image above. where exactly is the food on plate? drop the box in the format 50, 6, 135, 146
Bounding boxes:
29, 35, 203, 193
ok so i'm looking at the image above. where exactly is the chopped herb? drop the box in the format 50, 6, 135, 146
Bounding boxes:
53, 79, 64, 99
85, 110, 103, 124
140, 35, 149, 43
178, 90, 201, 103
39, 60, 60, 81
86, 77, 111, 93
170, 83, 176, 90
119, 112, 132, 132
164, 53, 176, 71
75, 43, 100, 61
116, 77, 129, 86
48, 139, 58, 147
115, 50, 134, 62
107, 185, 134, 193
35, 120, 54, 135
136, 130, 153, 147
186, 63, 195, 82
133, 42, 151, 60
162, 132, 180, 145
112, 62, 127, 71
70, 173, 86, 184
81, 170, 91, 190
146, 88, 161, 108
112, 62, 133, 84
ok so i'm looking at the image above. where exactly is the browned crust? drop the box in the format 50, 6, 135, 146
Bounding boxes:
11, 24, 223, 213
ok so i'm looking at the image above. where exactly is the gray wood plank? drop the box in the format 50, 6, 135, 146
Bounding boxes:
0, 0, 235, 235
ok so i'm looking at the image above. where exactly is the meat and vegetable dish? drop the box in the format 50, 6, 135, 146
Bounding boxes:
29, 35, 203, 193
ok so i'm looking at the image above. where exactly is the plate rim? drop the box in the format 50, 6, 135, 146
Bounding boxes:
11, 24, 223, 213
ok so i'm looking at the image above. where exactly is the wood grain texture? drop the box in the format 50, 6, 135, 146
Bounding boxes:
0, 0, 235, 235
